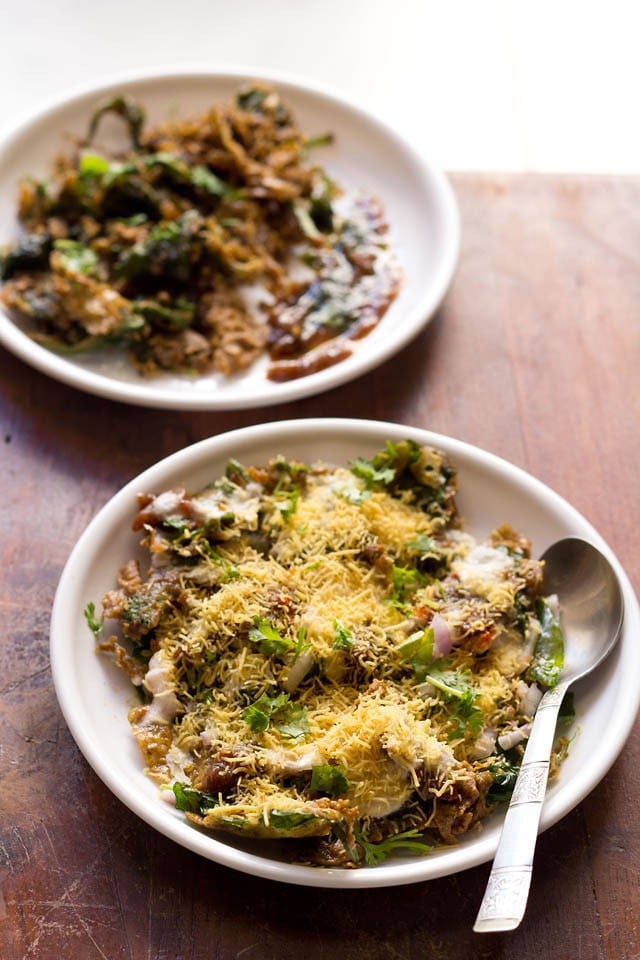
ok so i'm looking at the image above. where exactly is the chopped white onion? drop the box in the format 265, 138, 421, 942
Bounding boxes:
283, 649, 315, 693
262, 746, 322, 775
498, 723, 532, 751
431, 612, 453, 658
517, 681, 543, 717
470, 727, 496, 759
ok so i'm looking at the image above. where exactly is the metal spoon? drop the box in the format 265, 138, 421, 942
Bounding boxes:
474, 536, 624, 933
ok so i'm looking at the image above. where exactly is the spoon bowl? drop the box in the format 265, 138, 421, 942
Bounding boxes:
474, 536, 624, 933
540, 537, 624, 682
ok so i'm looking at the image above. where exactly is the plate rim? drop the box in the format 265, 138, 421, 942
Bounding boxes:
0, 66, 460, 410
50, 417, 640, 888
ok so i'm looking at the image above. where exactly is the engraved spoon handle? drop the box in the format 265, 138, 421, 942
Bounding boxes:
473, 680, 570, 933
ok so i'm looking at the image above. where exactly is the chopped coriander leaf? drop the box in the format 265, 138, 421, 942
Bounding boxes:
397, 628, 434, 680
161, 516, 192, 531
332, 620, 354, 650
446, 698, 484, 740
487, 756, 520, 803
270, 458, 309, 494
241, 691, 309, 740
225, 458, 248, 482
249, 618, 294, 657
424, 662, 474, 700
293, 627, 310, 660
388, 564, 425, 611
356, 828, 432, 866
332, 480, 371, 505
310, 764, 349, 797
406, 532, 438, 555
424, 662, 483, 738
242, 691, 290, 732
349, 457, 396, 487
277, 485, 300, 521
276, 702, 310, 741
349, 440, 457, 519
84, 601, 104, 635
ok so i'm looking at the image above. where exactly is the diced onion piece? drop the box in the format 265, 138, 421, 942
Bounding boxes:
283, 650, 315, 693
469, 727, 496, 759
498, 723, 532, 751
517, 681, 543, 717
431, 612, 452, 658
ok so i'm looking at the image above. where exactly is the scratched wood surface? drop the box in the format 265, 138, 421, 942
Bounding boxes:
1, 174, 639, 960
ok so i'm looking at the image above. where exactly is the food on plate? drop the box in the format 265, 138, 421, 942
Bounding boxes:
0, 86, 400, 381
87, 440, 568, 867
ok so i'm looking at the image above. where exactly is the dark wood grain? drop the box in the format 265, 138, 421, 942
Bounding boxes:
1, 174, 639, 960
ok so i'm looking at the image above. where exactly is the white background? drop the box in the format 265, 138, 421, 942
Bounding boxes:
1, 0, 639, 174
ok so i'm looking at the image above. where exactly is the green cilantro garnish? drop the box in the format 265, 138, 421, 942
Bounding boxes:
425, 662, 483, 739
164, 516, 190, 530
225, 458, 249, 482
310, 764, 350, 797
397, 628, 434, 680
249, 618, 294, 657
332, 480, 371, 504
242, 691, 290, 732
276, 702, 310, 741
348, 439, 456, 519
292, 626, 310, 660
356, 828, 432, 866
487, 756, 521, 803
277, 485, 300, 521
242, 692, 309, 740
349, 457, 396, 487
332, 620, 354, 650
84, 601, 104, 636
406, 532, 437, 554
249, 619, 309, 661
387, 564, 425, 611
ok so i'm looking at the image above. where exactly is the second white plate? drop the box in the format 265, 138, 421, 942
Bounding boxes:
50, 418, 640, 887
0, 68, 459, 410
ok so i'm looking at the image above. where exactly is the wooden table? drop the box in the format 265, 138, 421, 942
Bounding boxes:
2, 174, 639, 960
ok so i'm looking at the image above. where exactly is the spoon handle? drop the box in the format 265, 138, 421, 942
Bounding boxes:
473, 679, 570, 933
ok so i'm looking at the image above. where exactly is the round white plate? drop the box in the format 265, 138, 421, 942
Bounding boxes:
51, 419, 640, 887
0, 69, 459, 410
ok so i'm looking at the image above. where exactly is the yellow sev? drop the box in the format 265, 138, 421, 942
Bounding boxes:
107, 453, 544, 857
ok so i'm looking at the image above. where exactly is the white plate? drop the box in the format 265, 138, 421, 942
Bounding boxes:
50, 418, 640, 888
0, 68, 459, 410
